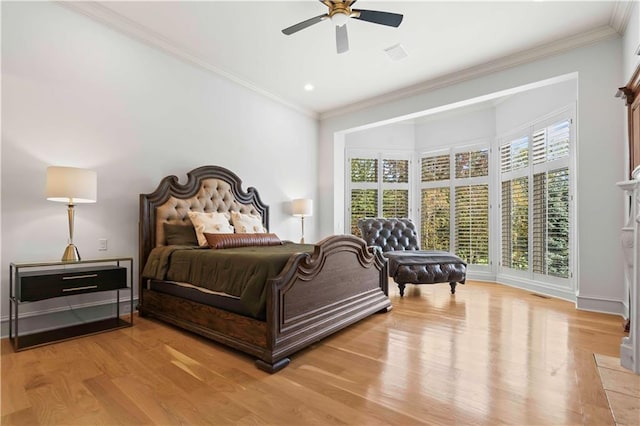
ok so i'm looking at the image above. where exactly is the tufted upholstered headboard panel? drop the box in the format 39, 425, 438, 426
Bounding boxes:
139, 166, 269, 277
357, 218, 420, 252
154, 178, 260, 247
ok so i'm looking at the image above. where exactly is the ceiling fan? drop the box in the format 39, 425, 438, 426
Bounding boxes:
281, 0, 403, 54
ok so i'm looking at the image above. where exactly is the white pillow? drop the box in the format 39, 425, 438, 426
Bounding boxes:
230, 211, 267, 233
187, 211, 234, 246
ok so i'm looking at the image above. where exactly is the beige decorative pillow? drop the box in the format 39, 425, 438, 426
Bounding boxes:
187, 211, 234, 246
230, 211, 267, 233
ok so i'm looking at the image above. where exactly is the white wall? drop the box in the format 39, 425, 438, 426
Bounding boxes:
623, 1, 639, 83
415, 107, 496, 151
320, 38, 625, 315
345, 122, 415, 151
495, 79, 577, 135
1, 2, 318, 331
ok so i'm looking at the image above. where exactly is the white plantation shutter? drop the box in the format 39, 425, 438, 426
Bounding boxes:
420, 152, 452, 250
350, 189, 378, 235
533, 168, 570, 277
455, 184, 489, 264
422, 155, 450, 182
349, 157, 378, 235
547, 120, 570, 162
500, 115, 572, 283
348, 154, 410, 236
421, 187, 450, 250
383, 159, 409, 183
532, 172, 547, 274
455, 149, 489, 178
532, 118, 570, 278
501, 134, 531, 271
532, 129, 547, 165
420, 147, 490, 264
501, 177, 529, 270
382, 159, 409, 217
383, 189, 409, 218
545, 168, 569, 277
501, 136, 529, 174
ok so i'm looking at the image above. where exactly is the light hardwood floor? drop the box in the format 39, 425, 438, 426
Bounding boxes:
1, 281, 629, 425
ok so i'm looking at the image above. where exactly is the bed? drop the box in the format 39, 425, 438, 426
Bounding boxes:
138, 165, 391, 372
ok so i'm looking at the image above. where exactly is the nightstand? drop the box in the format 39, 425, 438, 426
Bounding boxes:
9, 257, 134, 351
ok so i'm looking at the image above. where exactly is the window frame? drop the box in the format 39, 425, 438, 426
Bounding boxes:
418, 141, 492, 272
346, 149, 413, 236
496, 107, 575, 290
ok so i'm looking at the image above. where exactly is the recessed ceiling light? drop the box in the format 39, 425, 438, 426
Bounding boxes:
304, 83, 314, 91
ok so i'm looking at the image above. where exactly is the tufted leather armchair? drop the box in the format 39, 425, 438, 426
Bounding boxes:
358, 218, 421, 252
357, 218, 466, 296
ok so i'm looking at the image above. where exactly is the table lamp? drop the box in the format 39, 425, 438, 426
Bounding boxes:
46, 166, 97, 261
292, 198, 312, 244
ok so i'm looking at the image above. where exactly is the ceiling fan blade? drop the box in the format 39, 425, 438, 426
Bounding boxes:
352, 9, 403, 27
336, 24, 349, 54
282, 14, 329, 35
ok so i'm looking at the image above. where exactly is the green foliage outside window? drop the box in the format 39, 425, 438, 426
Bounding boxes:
421, 188, 450, 250
351, 158, 377, 183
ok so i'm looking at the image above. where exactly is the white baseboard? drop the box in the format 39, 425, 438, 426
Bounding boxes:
495, 274, 577, 303
576, 294, 626, 316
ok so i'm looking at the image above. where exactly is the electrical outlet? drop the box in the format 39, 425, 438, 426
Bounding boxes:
98, 238, 108, 251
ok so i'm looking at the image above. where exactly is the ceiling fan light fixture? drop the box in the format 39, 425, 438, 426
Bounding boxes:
330, 12, 349, 27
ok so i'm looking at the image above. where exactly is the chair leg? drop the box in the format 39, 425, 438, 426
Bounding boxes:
450, 282, 457, 294
398, 283, 406, 297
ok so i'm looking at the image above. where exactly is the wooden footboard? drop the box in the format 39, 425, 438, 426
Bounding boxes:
261, 234, 390, 372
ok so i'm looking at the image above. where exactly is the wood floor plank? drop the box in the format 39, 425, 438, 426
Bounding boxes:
83, 374, 153, 425
1, 281, 629, 425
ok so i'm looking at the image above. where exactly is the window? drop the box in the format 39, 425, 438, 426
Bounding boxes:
343, 106, 574, 290
420, 146, 490, 265
348, 153, 410, 236
500, 116, 571, 281
455, 184, 489, 265
420, 154, 451, 250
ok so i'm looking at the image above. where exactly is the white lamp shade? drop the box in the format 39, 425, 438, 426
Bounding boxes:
292, 198, 313, 217
46, 166, 97, 203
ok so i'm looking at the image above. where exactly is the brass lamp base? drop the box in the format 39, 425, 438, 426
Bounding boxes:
62, 244, 81, 262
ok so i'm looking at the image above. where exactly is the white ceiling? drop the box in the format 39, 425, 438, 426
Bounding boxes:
67, 1, 629, 118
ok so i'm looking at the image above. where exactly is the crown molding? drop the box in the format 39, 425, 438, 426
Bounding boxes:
320, 25, 620, 120
57, 1, 319, 120
610, 0, 635, 34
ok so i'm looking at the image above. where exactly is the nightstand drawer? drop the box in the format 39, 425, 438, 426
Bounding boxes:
18, 265, 127, 301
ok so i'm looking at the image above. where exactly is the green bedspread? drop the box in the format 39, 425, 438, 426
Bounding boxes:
142, 243, 315, 318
